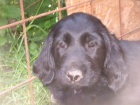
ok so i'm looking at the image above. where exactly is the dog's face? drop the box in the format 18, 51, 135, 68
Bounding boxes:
33, 13, 128, 92
52, 18, 106, 88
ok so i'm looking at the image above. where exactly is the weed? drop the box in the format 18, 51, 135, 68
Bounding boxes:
0, 0, 66, 105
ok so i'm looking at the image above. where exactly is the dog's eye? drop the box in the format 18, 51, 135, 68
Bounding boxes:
59, 41, 67, 49
88, 41, 95, 48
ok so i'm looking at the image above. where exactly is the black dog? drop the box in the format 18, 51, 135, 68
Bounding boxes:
33, 12, 140, 105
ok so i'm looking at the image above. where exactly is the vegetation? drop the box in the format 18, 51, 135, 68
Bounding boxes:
0, 0, 66, 105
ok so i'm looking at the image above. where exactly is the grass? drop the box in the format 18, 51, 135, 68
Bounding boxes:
0, 30, 51, 105
0, 0, 67, 104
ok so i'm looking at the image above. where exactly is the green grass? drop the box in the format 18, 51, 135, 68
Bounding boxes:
0, 1, 67, 104
0, 31, 51, 105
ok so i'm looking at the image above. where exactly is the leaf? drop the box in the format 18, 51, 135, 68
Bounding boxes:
44, 20, 51, 29
0, 17, 7, 35
1, 5, 20, 18
0, 1, 5, 5
29, 42, 38, 56
29, 42, 38, 50
51, 17, 57, 25
30, 49, 38, 56
0, 17, 7, 26
27, 27, 46, 42
0, 36, 7, 46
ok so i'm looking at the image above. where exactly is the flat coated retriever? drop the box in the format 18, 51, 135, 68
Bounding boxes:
33, 12, 140, 105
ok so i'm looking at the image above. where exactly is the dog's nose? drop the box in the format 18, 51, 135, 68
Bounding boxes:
66, 70, 83, 82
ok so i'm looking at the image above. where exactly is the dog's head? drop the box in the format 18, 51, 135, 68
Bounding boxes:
33, 13, 128, 92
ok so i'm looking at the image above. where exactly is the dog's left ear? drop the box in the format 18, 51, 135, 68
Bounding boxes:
101, 29, 128, 92
33, 30, 55, 86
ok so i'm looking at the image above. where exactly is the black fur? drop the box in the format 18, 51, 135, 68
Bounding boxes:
33, 13, 140, 105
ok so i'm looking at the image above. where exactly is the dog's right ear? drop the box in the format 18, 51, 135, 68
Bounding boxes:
33, 30, 55, 86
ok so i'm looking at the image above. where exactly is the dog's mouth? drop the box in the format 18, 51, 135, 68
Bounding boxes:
62, 86, 85, 95
73, 88, 82, 94
66, 81, 86, 89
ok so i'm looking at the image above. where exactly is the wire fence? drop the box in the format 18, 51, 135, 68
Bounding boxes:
0, 0, 140, 105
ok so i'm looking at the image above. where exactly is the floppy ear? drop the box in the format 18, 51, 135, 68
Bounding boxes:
101, 29, 128, 92
33, 31, 55, 86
